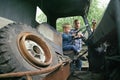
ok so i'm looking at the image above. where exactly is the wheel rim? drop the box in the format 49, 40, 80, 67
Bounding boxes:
17, 32, 52, 68
25, 40, 46, 63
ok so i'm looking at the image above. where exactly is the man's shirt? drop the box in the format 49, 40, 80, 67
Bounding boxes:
70, 29, 82, 51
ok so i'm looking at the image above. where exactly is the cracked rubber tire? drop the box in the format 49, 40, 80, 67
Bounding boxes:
0, 23, 54, 80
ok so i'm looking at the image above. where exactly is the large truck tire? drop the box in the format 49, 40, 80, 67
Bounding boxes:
0, 23, 54, 80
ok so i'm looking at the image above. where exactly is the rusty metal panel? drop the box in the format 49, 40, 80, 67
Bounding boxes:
43, 63, 70, 80
37, 22, 63, 54
0, 0, 36, 27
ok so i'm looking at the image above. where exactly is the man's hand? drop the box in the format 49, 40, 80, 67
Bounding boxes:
73, 32, 83, 39
92, 19, 96, 26
77, 32, 83, 37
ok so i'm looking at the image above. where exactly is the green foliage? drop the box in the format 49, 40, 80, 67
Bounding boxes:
87, 0, 105, 24
36, 13, 47, 23
56, 16, 84, 32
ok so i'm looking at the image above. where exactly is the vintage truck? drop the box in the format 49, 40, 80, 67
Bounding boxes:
0, 0, 120, 80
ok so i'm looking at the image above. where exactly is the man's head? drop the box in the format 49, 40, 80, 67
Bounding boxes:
62, 23, 71, 33
74, 19, 81, 29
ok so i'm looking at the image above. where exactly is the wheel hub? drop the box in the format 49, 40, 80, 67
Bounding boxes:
25, 40, 46, 63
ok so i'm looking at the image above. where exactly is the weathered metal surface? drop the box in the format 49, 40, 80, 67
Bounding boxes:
0, 63, 61, 78
36, 22, 63, 54
37, 0, 91, 17
43, 63, 70, 80
0, 17, 13, 29
0, 0, 37, 27
86, 0, 120, 80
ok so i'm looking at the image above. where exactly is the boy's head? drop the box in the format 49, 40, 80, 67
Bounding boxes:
62, 23, 71, 33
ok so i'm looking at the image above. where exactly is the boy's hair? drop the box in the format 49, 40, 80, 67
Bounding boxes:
62, 23, 71, 28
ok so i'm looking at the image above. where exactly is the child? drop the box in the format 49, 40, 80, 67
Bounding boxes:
62, 23, 80, 53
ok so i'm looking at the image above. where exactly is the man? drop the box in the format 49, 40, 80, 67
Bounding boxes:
70, 19, 83, 52
70, 19, 84, 71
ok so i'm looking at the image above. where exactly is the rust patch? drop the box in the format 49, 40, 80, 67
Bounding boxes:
44, 63, 70, 80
